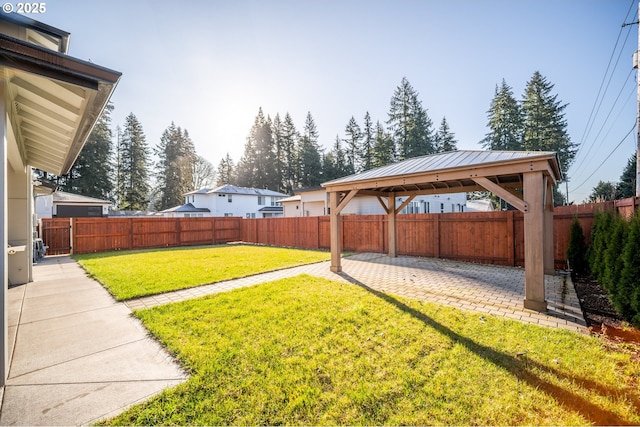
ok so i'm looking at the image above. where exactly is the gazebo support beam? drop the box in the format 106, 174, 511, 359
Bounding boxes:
544, 176, 555, 275
329, 191, 342, 272
388, 192, 397, 257
523, 172, 547, 312
473, 177, 528, 213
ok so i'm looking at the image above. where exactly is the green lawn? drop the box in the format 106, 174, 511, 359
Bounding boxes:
101, 275, 640, 426
73, 245, 330, 300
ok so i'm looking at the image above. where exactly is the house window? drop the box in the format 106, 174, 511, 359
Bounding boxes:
224, 213, 233, 217
228, 194, 233, 203
258, 196, 265, 205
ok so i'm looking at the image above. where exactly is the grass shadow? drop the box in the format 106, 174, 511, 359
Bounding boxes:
338, 271, 639, 426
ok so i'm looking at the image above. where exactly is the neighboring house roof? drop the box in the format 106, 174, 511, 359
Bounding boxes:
279, 195, 301, 203
52, 191, 110, 205
258, 206, 283, 212
185, 184, 288, 197
293, 186, 323, 194
161, 203, 211, 213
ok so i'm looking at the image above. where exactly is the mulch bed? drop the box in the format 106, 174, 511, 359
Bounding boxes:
572, 273, 640, 350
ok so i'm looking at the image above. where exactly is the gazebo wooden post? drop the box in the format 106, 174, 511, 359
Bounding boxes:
544, 176, 555, 275
388, 192, 397, 258
523, 171, 547, 312
329, 191, 342, 272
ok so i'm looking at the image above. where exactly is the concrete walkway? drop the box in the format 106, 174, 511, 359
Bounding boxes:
0, 256, 187, 426
0, 252, 587, 425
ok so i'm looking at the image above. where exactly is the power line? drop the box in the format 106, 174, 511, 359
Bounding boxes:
570, 69, 635, 177
571, 121, 636, 193
572, 0, 636, 168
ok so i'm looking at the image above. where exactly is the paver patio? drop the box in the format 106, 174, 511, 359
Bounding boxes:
126, 252, 587, 332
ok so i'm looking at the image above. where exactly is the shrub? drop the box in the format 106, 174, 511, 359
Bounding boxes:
588, 210, 614, 284
604, 217, 629, 314
566, 217, 588, 276
620, 214, 640, 327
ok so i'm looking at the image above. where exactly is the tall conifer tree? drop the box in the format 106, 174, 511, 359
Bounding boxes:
154, 122, 197, 210
372, 120, 395, 168
521, 71, 577, 176
480, 79, 523, 150
434, 117, 458, 153
118, 113, 150, 211
298, 112, 323, 188
216, 153, 236, 185
343, 116, 361, 174
387, 77, 434, 160
61, 102, 114, 200
361, 112, 375, 171
280, 113, 299, 193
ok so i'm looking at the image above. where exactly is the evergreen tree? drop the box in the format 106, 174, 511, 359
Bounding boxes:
322, 135, 349, 181
216, 153, 236, 185
298, 112, 323, 188
522, 71, 577, 177
343, 116, 362, 173
620, 215, 640, 326
154, 122, 197, 210
280, 113, 299, 193
236, 108, 278, 189
387, 77, 434, 160
360, 112, 375, 171
372, 120, 395, 168
616, 153, 636, 199
118, 113, 150, 211
272, 113, 285, 193
588, 181, 617, 203
603, 216, 629, 312
59, 103, 114, 200
434, 116, 458, 153
480, 79, 523, 150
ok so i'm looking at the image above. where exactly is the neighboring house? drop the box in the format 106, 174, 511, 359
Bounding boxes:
281, 187, 468, 217
0, 12, 120, 384
36, 191, 111, 218
159, 203, 210, 218
162, 185, 288, 218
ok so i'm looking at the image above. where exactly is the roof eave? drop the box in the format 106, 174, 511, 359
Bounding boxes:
0, 34, 121, 176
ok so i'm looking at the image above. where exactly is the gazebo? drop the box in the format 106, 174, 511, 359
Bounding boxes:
321, 150, 562, 312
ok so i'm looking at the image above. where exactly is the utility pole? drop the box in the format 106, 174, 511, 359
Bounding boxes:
637, 1, 640, 196
629, 3, 640, 197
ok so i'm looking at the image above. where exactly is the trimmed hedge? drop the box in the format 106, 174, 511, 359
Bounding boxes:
588, 211, 640, 327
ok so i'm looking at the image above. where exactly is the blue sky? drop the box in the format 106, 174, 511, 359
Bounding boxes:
37, 0, 637, 202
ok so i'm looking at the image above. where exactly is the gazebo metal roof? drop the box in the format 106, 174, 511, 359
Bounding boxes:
322, 150, 562, 196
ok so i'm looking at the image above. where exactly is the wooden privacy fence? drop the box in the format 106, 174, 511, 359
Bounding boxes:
41, 217, 242, 254
41, 197, 639, 268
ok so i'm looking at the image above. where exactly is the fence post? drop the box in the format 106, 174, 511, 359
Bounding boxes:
507, 210, 515, 266
129, 218, 134, 250
434, 215, 440, 258
176, 218, 181, 246
69, 217, 73, 255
